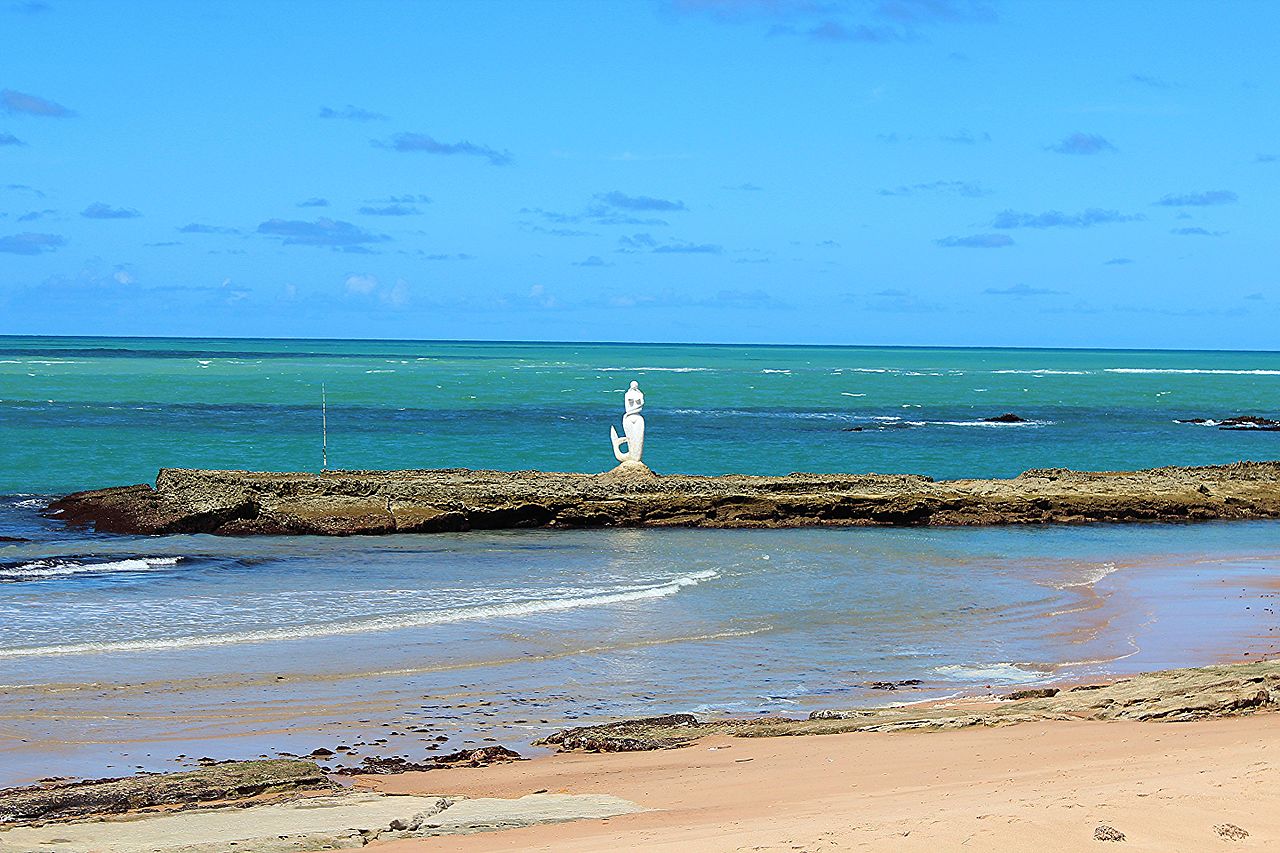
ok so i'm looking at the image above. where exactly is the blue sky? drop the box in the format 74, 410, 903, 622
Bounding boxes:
1, 0, 1277, 347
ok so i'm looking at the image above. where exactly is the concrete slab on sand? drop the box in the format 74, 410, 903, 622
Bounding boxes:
0, 791, 646, 852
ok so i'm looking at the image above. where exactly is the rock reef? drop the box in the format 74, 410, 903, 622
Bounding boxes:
47, 461, 1280, 536
1176, 415, 1280, 431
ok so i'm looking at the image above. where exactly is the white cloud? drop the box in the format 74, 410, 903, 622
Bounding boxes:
381, 278, 410, 307
345, 273, 378, 294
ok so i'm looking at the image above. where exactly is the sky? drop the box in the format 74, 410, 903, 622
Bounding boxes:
1, 0, 1278, 348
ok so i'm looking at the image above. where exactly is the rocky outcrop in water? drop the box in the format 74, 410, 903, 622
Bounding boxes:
1218, 416, 1280, 431
1176, 415, 1280, 431
46, 461, 1280, 536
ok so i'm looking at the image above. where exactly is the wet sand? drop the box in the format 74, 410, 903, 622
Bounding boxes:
362, 715, 1280, 851
4, 661, 1277, 850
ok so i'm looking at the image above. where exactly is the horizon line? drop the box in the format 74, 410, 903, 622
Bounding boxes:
1, 333, 1279, 356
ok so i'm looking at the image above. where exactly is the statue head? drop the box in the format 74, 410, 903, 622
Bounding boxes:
629, 381, 639, 391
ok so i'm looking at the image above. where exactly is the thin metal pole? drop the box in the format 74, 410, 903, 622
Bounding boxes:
321, 384, 328, 471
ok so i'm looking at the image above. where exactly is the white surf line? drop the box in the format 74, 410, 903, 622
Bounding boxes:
0, 571, 718, 658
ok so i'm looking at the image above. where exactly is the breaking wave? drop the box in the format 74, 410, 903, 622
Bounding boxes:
0, 556, 182, 580
927, 419, 1053, 428
595, 366, 713, 373
1049, 561, 1119, 589
669, 408, 848, 420
990, 369, 1090, 375
932, 662, 1046, 684
1104, 368, 1280, 375
862, 417, 1053, 428
0, 570, 718, 658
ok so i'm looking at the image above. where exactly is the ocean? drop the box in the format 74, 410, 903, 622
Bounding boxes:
1, 337, 1278, 785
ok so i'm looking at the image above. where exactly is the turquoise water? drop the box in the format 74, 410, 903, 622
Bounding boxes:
2, 336, 1279, 494
1, 337, 1278, 786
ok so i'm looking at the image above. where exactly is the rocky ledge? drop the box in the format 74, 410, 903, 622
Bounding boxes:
0, 760, 328, 825
46, 460, 1280, 536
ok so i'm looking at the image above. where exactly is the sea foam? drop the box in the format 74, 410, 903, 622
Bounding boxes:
932, 662, 1045, 684
1105, 368, 1280, 375
0, 556, 182, 580
0, 570, 718, 658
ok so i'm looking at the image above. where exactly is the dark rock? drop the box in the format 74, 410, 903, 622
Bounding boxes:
842, 427, 864, 432
1215, 823, 1249, 841
539, 714, 702, 753
868, 679, 924, 690
0, 760, 328, 825
1178, 415, 1280, 430
1094, 824, 1126, 842
1004, 688, 1060, 700
0, 535, 28, 543
308, 748, 335, 757
983, 413, 1028, 423
433, 746, 522, 767
332, 756, 436, 776
1219, 415, 1280, 431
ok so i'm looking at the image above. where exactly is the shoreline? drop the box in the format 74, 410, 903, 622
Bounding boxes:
46, 460, 1280, 536
4, 658, 1278, 850
4, 522, 1278, 790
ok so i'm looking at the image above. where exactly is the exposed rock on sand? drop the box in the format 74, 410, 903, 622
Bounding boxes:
540, 715, 702, 753
0, 759, 328, 825
334, 756, 438, 776
538, 660, 1280, 752
1216, 823, 1250, 840
46, 461, 1280, 536
435, 746, 523, 767
1094, 824, 1126, 841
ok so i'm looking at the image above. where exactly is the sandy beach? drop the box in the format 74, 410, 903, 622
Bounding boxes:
4, 661, 1276, 851
360, 714, 1278, 852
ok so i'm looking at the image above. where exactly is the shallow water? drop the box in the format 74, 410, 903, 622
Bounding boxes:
2, 500, 1277, 785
